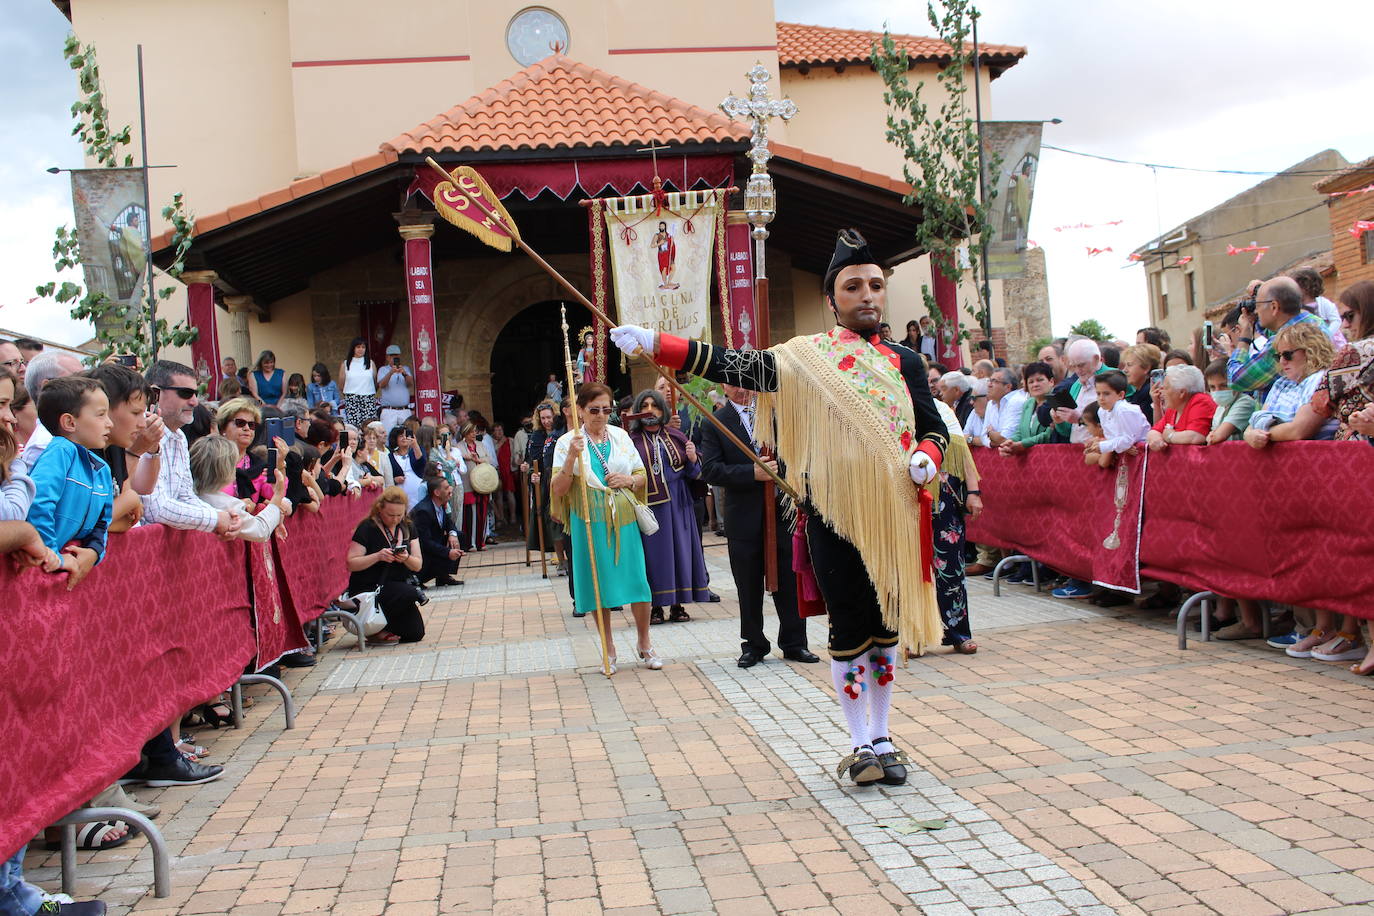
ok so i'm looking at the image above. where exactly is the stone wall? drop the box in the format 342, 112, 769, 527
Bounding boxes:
996, 247, 1052, 363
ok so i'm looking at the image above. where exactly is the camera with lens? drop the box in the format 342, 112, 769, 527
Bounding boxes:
1238, 297, 1257, 315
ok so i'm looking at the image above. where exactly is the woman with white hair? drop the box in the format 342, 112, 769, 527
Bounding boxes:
1146, 364, 1215, 451
939, 370, 975, 425
191, 435, 286, 541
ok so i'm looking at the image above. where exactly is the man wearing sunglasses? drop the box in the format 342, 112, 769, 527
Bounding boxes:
141, 360, 241, 541
1227, 276, 1331, 396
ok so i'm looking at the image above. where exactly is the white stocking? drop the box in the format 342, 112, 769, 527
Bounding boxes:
831, 658, 871, 751
866, 648, 896, 754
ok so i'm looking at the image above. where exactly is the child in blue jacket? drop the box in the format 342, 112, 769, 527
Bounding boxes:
26, 375, 114, 580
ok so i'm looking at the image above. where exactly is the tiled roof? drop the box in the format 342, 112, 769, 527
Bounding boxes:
1314, 155, 1374, 193
149, 149, 397, 250
776, 21, 1025, 69
154, 56, 923, 253
382, 55, 748, 156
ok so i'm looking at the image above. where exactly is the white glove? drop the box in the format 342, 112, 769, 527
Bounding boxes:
610, 324, 655, 357
908, 450, 937, 486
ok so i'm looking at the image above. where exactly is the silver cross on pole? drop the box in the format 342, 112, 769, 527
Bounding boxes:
720, 64, 797, 271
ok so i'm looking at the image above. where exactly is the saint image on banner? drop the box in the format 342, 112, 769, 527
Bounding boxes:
602, 188, 723, 341
652, 221, 680, 290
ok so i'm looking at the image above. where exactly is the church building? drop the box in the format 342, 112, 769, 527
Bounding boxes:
54, 0, 1028, 424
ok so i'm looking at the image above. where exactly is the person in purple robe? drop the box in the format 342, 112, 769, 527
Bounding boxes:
627, 389, 711, 624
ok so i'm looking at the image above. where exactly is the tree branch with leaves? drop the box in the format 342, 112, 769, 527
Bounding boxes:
34, 36, 198, 365
874, 0, 998, 342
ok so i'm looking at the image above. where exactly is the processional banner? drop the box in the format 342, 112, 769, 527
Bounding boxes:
68, 168, 150, 331
981, 121, 1044, 280
602, 189, 724, 340
723, 212, 756, 349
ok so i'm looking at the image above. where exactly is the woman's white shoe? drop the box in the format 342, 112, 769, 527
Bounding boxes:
639, 649, 664, 670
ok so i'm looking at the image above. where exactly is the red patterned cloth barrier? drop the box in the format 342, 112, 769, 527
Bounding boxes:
271, 495, 371, 626
0, 495, 371, 860
0, 525, 255, 861
965, 442, 1374, 617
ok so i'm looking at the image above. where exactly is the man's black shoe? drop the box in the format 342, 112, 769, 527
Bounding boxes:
120, 754, 224, 788
782, 649, 820, 663
737, 649, 766, 668
282, 652, 317, 668
435, 576, 462, 587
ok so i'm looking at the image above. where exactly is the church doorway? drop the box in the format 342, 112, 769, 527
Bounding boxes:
488, 299, 629, 431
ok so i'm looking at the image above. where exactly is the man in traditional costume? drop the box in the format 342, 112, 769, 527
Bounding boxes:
611, 229, 949, 787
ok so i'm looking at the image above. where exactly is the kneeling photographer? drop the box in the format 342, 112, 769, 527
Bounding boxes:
345, 486, 427, 645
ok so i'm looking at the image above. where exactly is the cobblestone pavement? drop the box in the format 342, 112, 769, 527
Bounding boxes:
29, 535, 1374, 914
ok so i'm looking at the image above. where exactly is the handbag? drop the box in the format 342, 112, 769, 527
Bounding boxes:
628, 492, 660, 536
348, 589, 387, 636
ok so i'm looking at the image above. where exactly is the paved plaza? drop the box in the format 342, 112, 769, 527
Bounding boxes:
33, 535, 1374, 915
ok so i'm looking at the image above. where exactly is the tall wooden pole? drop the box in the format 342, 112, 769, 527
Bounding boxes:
532, 460, 548, 579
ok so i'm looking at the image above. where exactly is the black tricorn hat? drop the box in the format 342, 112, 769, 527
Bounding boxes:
823, 228, 879, 298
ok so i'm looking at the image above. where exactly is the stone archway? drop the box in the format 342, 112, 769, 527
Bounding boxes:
440, 255, 591, 419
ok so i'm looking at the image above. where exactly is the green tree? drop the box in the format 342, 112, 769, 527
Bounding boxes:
34, 36, 197, 365
873, 0, 998, 343
1069, 319, 1112, 342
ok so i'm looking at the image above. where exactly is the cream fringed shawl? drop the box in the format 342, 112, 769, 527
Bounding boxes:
754, 329, 942, 653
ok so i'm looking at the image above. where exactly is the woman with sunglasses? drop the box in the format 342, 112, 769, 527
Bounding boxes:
1287, 281, 1374, 444
215, 397, 281, 509
1243, 322, 1335, 449
552, 383, 662, 673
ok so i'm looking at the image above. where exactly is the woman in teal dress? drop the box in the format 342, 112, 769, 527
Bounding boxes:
552, 382, 664, 675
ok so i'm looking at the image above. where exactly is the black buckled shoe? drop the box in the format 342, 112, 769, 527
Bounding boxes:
836, 746, 883, 786
872, 737, 910, 786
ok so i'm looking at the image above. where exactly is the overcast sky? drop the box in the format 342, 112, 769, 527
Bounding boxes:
3, 0, 1371, 345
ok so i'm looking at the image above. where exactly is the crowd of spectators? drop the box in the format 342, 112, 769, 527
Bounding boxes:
960, 274, 1374, 676
0, 337, 482, 912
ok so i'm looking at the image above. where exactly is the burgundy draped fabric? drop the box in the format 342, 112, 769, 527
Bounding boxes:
272, 496, 371, 624
966, 442, 1374, 616
0, 496, 372, 861
408, 155, 736, 204
0, 527, 254, 862
359, 299, 400, 365
248, 539, 309, 671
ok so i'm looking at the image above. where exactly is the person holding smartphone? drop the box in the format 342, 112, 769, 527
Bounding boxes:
345, 486, 427, 644
376, 344, 414, 434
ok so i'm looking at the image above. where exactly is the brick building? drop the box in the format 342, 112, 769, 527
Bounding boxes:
1316, 155, 1374, 290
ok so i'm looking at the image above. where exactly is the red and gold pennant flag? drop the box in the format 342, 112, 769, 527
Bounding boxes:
426, 159, 521, 252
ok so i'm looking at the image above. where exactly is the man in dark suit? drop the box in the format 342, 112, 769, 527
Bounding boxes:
411, 476, 464, 587
699, 383, 818, 668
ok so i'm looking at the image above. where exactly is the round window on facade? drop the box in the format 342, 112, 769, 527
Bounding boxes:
506, 8, 570, 67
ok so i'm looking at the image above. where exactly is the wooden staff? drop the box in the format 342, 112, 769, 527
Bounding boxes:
423, 157, 799, 504
560, 303, 612, 677
520, 464, 532, 569
754, 262, 780, 593
531, 459, 548, 579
